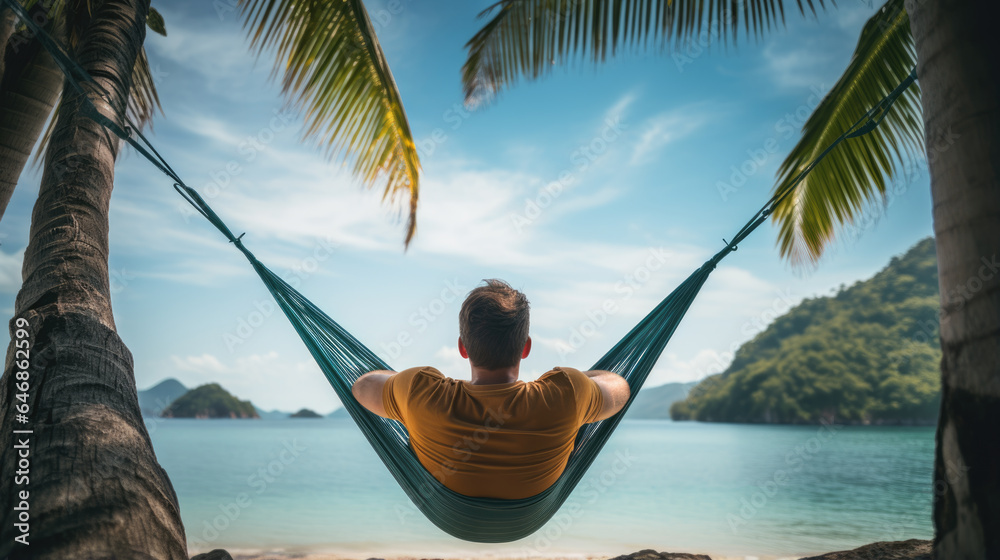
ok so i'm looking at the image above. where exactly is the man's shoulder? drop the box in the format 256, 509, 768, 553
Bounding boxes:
398, 365, 446, 378
386, 367, 453, 408
538, 366, 585, 379
393, 366, 450, 391
532, 368, 600, 415
536, 367, 591, 390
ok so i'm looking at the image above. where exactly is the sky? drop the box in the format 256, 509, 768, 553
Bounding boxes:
0, 0, 933, 414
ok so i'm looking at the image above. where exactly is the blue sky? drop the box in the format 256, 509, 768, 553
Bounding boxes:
0, 0, 933, 414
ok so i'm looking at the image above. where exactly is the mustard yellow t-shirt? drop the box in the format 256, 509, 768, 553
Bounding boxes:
382, 366, 604, 499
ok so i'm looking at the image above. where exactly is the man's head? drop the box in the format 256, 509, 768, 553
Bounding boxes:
458, 279, 530, 370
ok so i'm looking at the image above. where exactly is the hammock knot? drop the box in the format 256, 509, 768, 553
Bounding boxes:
706, 245, 735, 270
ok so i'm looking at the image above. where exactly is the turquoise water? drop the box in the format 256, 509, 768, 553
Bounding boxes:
147, 418, 934, 558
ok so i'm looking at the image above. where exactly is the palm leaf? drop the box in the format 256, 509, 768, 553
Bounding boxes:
770, 0, 921, 264
239, 0, 421, 245
462, 0, 829, 106
146, 7, 166, 36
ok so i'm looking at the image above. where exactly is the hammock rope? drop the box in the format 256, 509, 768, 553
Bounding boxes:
5, 0, 918, 543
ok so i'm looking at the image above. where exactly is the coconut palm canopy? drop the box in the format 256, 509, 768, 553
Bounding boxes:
0, 1, 932, 414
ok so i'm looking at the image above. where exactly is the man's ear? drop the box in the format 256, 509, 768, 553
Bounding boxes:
458, 337, 469, 359
522, 336, 532, 359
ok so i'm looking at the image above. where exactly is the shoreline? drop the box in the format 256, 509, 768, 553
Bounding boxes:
191, 539, 933, 560
221, 551, 803, 560
197, 550, 802, 560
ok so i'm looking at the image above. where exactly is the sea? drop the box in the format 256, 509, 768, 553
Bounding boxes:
147, 418, 935, 559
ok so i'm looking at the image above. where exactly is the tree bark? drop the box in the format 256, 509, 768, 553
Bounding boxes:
0, 3, 65, 222
0, 5, 14, 80
0, 0, 188, 558
906, 1, 1000, 558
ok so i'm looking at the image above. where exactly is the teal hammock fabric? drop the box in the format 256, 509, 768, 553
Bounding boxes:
5, 0, 918, 543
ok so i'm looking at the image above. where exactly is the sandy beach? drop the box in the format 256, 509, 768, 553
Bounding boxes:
205, 551, 801, 560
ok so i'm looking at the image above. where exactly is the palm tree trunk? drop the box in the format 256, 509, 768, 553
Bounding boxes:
0, 5, 14, 79
905, 1, 1000, 558
0, 4, 65, 222
0, 0, 188, 558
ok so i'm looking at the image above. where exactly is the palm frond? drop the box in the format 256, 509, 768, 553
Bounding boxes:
770, 0, 921, 264
146, 7, 166, 36
239, 0, 421, 246
462, 0, 829, 107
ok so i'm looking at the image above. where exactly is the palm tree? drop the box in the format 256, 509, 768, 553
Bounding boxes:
459, 0, 997, 557
0, 0, 164, 222
0, 0, 420, 557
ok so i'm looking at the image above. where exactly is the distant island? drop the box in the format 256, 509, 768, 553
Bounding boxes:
290, 408, 323, 418
138, 378, 187, 417
625, 381, 697, 419
671, 237, 940, 425
328, 407, 350, 419
160, 383, 259, 419
256, 406, 294, 420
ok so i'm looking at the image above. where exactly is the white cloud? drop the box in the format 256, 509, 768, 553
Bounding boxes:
168, 351, 343, 413
433, 345, 471, 380
605, 91, 637, 122
648, 348, 733, 384
630, 108, 709, 164
760, 41, 837, 90
0, 248, 24, 294
145, 13, 258, 95
172, 353, 230, 374
832, 2, 878, 30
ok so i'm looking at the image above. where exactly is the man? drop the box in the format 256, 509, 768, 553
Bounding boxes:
352, 279, 630, 500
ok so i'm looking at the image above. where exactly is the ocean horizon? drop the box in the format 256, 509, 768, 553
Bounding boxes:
147, 418, 934, 558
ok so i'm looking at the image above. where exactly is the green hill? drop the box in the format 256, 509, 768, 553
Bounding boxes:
626, 381, 697, 419
290, 408, 323, 418
161, 383, 259, 419
138, 378, 187, 417
671, 238, 940, 425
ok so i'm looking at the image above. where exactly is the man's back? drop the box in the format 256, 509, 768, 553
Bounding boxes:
382, 366, 605, 499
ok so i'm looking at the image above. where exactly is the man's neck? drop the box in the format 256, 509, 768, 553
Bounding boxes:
468, 364, 520, 385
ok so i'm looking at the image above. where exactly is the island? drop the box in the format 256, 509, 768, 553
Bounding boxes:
289, 408, 323, 418
671, 237, 940, 425
160, 383, 259, 419
138, 378, 187, 417
625, 381, 698, 419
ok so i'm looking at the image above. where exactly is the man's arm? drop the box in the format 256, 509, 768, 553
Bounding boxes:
583, 370, 630, 421
352, 370, 396, 418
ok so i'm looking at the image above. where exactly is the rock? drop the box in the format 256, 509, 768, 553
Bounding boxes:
190, 550, 233, 560
609, 550, 712, 560
798, 539, 931, 560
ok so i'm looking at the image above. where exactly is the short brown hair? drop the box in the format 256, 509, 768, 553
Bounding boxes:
459, 279, 530, 369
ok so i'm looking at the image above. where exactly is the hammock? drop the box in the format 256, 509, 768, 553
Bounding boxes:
5, 0, 917, 543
